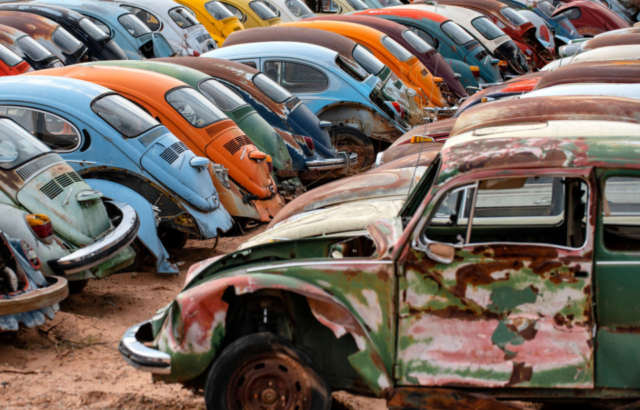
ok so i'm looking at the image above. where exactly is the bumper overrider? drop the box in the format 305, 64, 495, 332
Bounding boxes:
48, 201, 139, 275
306, 152, 358, 173
119, 320, 171, 374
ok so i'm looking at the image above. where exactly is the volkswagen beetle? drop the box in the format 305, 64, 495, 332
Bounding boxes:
219, 0, 282, 28
0, 43, 31, 76
0, 24, 64, 70
171, 0, 244, 45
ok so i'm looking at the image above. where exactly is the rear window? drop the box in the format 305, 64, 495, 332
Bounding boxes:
381, 36, 413, 62
352, 44, 384, 75
472, 17, 505, 41
501, 7, 529, 26
79, 18, 108, 41
441, 21, 474, 45
92, 94, 158, 138
169, 7, 199, 28
17, 36, 52, 61
0, 44, 22, 67
347, 0, 369, 9
0, 118, 49, 170
538, 1, 556, 18
249, 1, 278, 20
199, 79, 248, 111
205, 1, 235, 20
284, 0, 315, 17
52, 27, 83, 54
402, 30, 432, 53
253, 73, 292, 103
119, 13, 152, 38
166, 87, 226, 128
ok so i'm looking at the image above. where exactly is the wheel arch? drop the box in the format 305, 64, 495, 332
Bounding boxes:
317, 101, 402, 143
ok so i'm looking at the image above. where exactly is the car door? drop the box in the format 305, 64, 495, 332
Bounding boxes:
396, 170, 595, 388
594, 169, 640, 389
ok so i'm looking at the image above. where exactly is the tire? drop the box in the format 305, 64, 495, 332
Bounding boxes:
68, 279, 89, 294
204, 332, 331, 410
330, 127, 375, 172
158, 227, 189, 251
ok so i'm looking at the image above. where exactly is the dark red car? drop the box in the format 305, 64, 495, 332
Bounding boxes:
553, 0, 630, 37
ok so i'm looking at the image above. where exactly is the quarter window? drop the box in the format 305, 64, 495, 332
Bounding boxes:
205, 1, 235, 20
221, 3, 245, 21
199, 79, 248, 111
257, 0, 281, 16
472, 17, 506, 41
381, 36, 413, 62
501, 7, 529, 26
402, 30, 433, 53
84, 17, 111, 37
79, 18, 109, 41
169, 7, 199, 28
352, 45, 383, 76
118, 13, 153, 37
602, 176, 640, 251
249, 1, 278, 20
253, 73, 293, 103
92, 94, 159, 138
17, 36, 52, 61
166, 87, 226, 128
441, 21, 474, 45
406, 26, 436, 48
264, 61, 329, 93
120, 5, 161, 31
0, 44, 22, 67
0, 107, 81, 151
52, 27, 83, 54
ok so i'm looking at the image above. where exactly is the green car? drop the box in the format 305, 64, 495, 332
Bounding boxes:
119, 95, 640, 409
88, 60, 304, 196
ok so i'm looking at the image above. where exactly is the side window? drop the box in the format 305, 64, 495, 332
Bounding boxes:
602, 176, 640, 251
120, 5, 161, 31
406, 25, 436, 48
258, 0, 281, 16
84, 16, 111, 37
221, 3, 245, 21
0, 107, 81, 151
241, 61, 257, 69
424, 176, 588, 248
264, 61, 329, 93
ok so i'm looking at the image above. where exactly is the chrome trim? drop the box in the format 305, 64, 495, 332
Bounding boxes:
119, 321, 171, 374
596, 261, 640, 266
306, 152, 358, 171
246, 259, 393, 273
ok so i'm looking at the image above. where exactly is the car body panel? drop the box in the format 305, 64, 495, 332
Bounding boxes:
553, 1, 630, 37
173, 0, 245, 45
535, 60, 640, 90
543, 44, 640, 70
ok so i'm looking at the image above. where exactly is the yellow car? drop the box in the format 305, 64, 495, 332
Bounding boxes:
174, 0, 244, 44
219, 0, 282, 28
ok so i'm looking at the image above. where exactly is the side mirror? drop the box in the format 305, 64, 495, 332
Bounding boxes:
426, 242, 455, 264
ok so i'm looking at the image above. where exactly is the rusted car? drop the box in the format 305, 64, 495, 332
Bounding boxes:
44, 65, 284, 223
0, 43, 31, 75
0, 3, 128, 61
120, 94, 640, 409
553, 0, 630, 37
0, 231, 68, 331
0, 11, 89, 66
0, 24, 63, 70
562, 32, 640, 58
153, 57, 356, 178
543, 44, 640, 70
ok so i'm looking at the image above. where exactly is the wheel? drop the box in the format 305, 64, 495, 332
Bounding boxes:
204, 332, 331, 410
68, 279, 89, 294
330, 127, 375, 172
158, 227, 189, 251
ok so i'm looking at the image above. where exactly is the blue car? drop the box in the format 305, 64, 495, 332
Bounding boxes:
32, 0, 174, 60
205, 41, 411, 170
0, 76, 234, 274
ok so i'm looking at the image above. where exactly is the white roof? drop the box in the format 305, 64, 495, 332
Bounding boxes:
522, 83, 640, 100
572, 45, 640, 64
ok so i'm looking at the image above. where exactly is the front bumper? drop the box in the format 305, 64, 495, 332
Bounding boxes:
48, 200, 139, 275
119, 321, 171, 374
306, 152, 358, 172
0, 276, 68, 316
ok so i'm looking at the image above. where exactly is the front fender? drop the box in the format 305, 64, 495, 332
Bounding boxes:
154, 273, 392, 396
317, 101, 404, 143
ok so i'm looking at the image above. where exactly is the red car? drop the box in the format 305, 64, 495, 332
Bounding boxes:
553, 0, 630, 37
0, 42, 30, 75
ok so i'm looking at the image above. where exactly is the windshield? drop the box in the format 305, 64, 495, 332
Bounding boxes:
285, 0, 314, 17
441, 21, 474, 45
347, 0, 369, 9
52, 27, 83, 54
0, 119, 49, 170
169, 7, 199, 28
92, 94, 158, 138
382, 36, 413, 62
253, 73, 292, 103
402, 30, 433, 53
17, 36, 52, 61
352, 44, 384, 75
166, 87, 226, 128
205, 1, 235, 20
119, 14, 152, 38
0, 44, 22, 67
472, 17, 506, 40
501, 7, 529, 26
249, 1, 278, 20
79, 18, 109, 41
199, 79, 248, 111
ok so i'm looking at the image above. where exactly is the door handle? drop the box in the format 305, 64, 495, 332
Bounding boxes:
574, 271, 589, 278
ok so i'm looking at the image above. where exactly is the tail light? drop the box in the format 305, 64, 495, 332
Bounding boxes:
498, 61, 508, 72
391, 102, 405, 119
470, 66, 481, 79
266, 155, 273, 173
19, 240, 41, 270
303, 136, 315, 152
25, 214, 53, 244
410, 135, 435, 143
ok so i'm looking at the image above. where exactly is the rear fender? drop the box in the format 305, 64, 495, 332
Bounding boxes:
154, 273, 392, 396
317, 102, 402, 143
84, 179, 178, 274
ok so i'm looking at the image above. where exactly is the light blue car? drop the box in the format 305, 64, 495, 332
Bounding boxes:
31, 0, 174, 60
204, 41, 411, 170
0, 76, 233, 274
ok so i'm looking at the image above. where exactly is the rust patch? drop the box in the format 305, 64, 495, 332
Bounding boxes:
508, 362, 533, 385
453, 261, 521, 298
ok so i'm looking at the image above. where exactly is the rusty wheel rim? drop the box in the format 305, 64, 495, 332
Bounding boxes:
333, 137, 367, 174
227, 353, 313, 410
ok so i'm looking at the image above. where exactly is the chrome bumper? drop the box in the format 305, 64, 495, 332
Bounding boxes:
48, 200, 139, 275
306, 152, 358, 172
119, 321, 171, 374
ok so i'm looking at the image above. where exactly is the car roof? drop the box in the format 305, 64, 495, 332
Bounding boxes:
434, 0, 508, 17
0, 3, 85, 25
582, 33, 640, 51
102, 0, 183, 9
523, 83, 640, 100
204, 41, 340, 65
284, 19, 388, 43
0, 75, 109, 105
90, 60, 211, 88
572, 45, 640, 64
307, 14, 411, 40
405, 3, 484, 26
0, 23, 27, 43
535, 61, 640, 90
33, 0, 128, 17
359, 6, 450, 24
0, 11, 59, 38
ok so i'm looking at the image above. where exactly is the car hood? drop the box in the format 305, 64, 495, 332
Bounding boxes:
268, 166, 427, 227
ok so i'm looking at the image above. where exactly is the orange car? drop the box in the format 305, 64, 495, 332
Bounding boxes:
31, 65, 284, 223
281, 20, 448, 108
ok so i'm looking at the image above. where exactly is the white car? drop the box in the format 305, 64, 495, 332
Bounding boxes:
542, 44, 640, 70
101, 0, 216, 55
